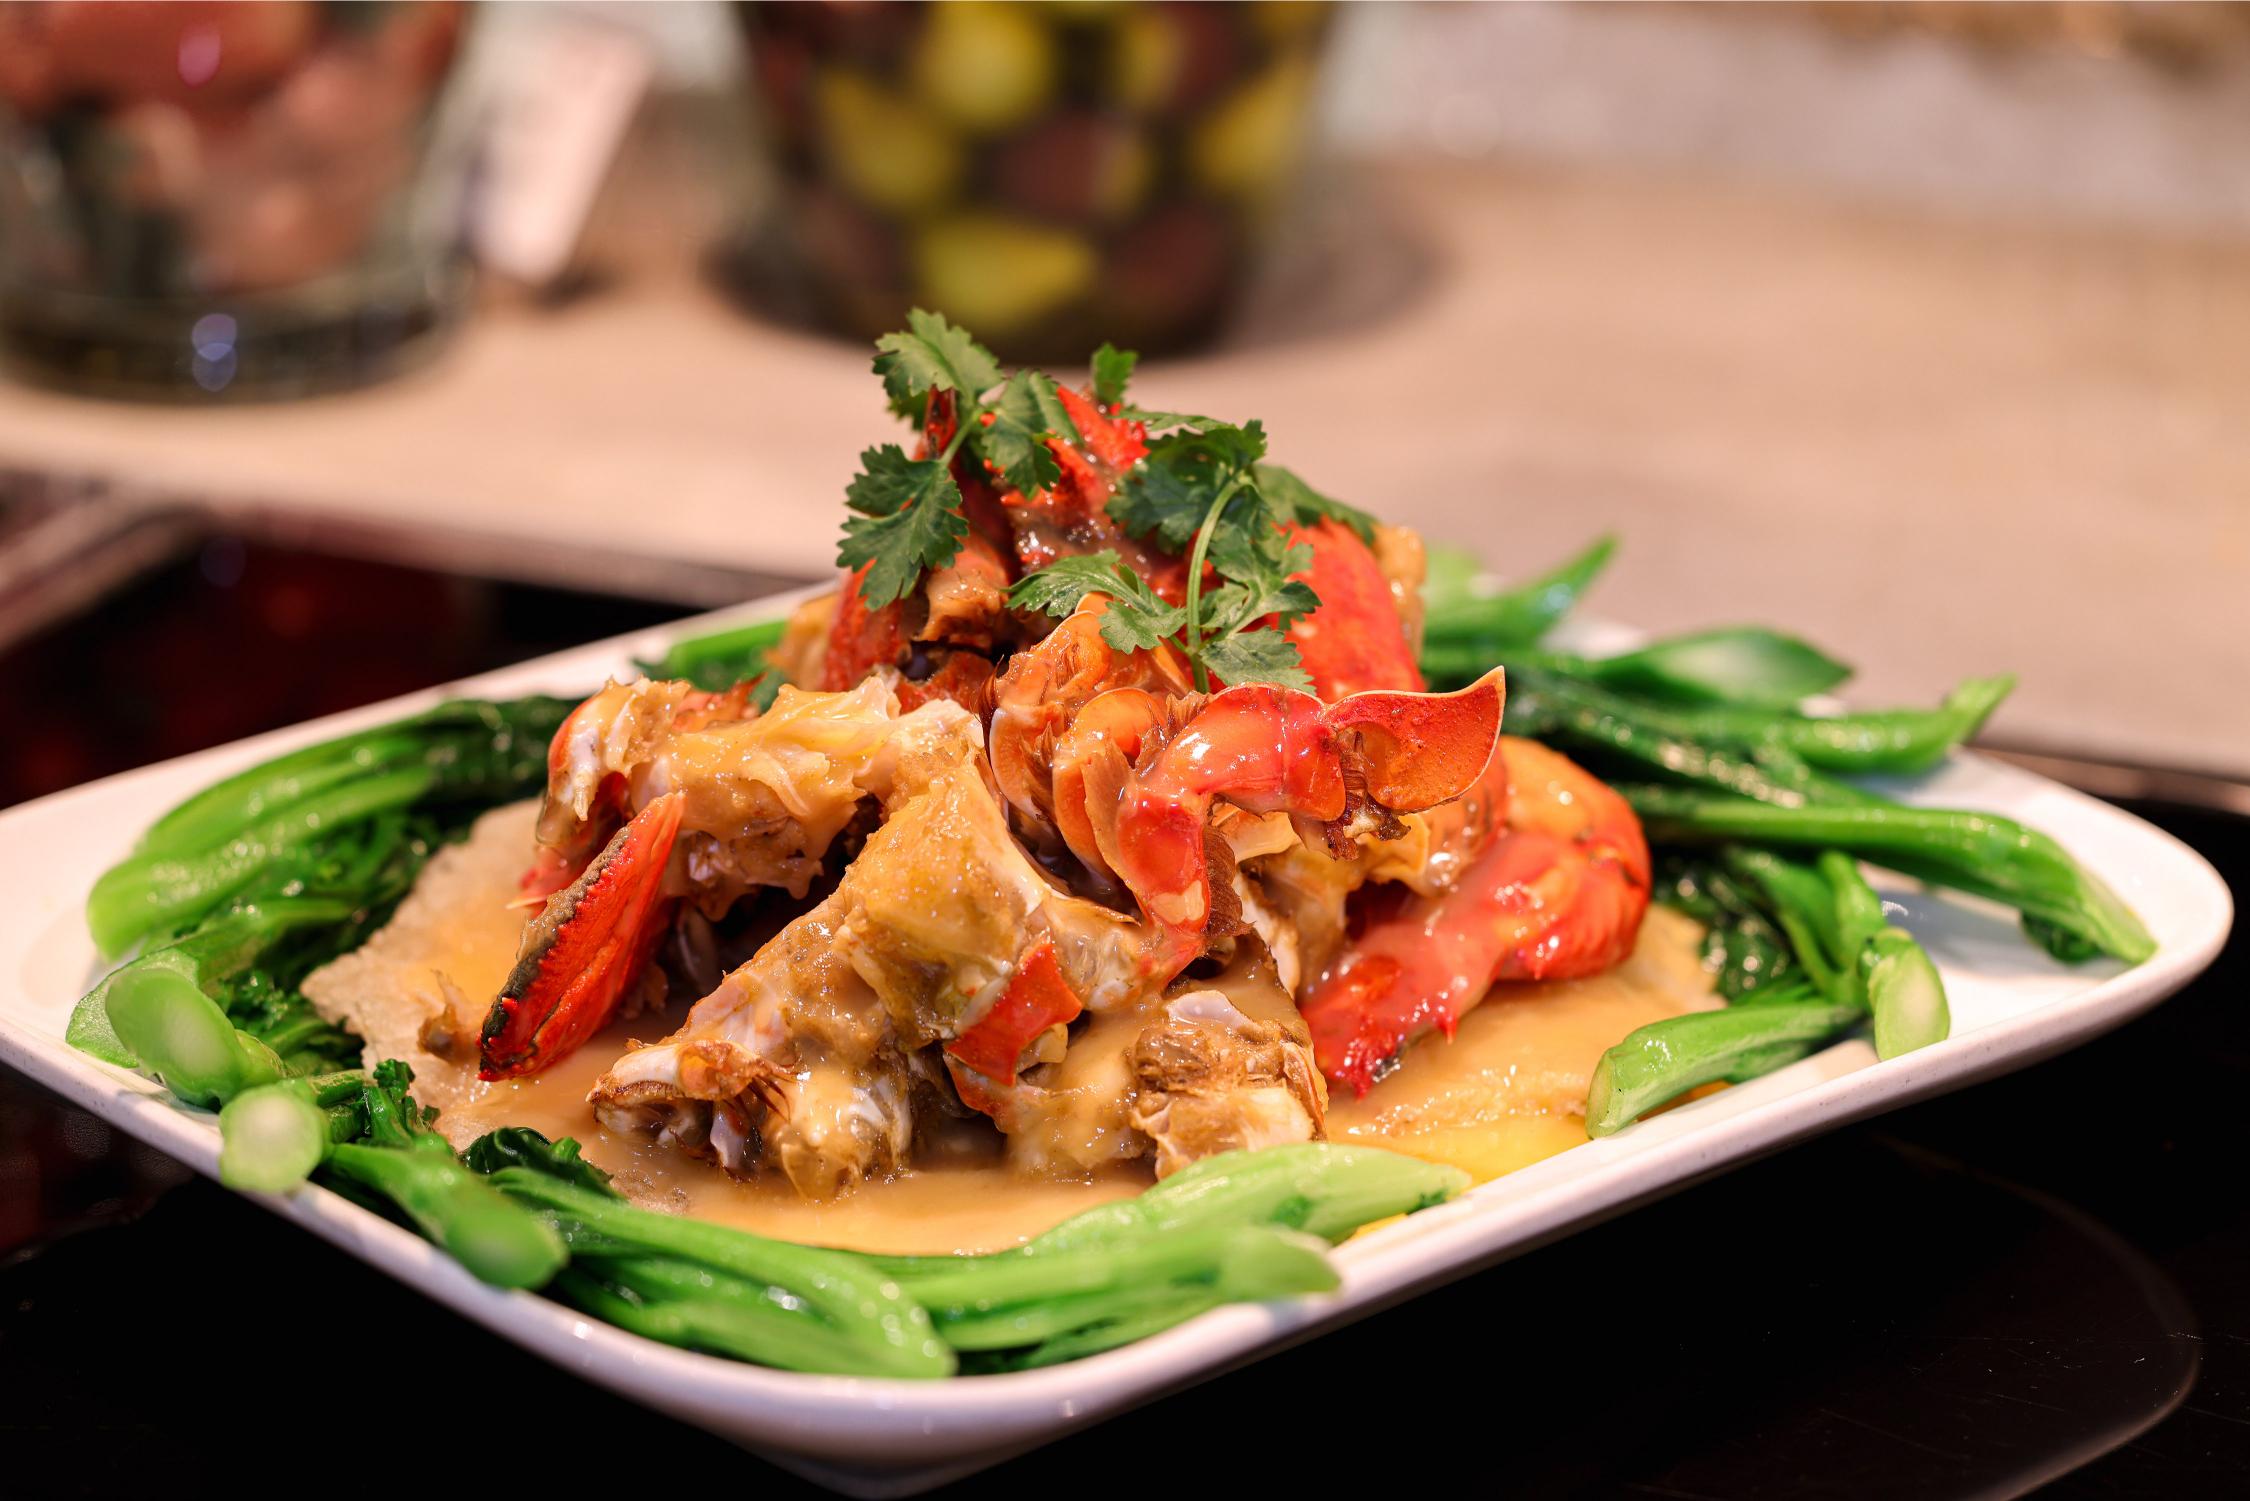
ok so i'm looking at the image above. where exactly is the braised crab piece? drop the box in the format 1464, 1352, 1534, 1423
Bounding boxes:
591, 887, 915, 1199
588, 753, 1148, 1196
479, 679, 990, 1080
986, 597, 1194, 853
541, 674, 965, 910
1300, 737, 1653, 1095
1100, 671, 1507, 981
988, 950, 1325, 1182
1129, 987, 1327, 1180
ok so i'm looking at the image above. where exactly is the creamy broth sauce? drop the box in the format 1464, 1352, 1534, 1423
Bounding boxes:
439, 1005, 1148, 1254
405, 844, 1713, 1252
1329, 903, 1713, 1182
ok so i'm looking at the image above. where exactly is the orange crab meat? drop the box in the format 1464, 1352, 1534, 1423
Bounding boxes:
1283, 518, 1425, 700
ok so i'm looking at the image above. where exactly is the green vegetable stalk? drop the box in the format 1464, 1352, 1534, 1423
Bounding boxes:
1586, 993, 1863, 1137
1503, 670, 1880, 809
1419, 535, 1616, 650
966, 1226, 1338, 1372
1430, 627, 1852, 712
634, 617, 788, 701
1728, 848, 1952, 1059
90, 766, 437, 960
218, 1080, 334, 1194
328, 1144, 568, 1291
1650, 855, 1799, 999
861, 1142, 1468, 1276
325, 1063, 568, 1291
87, 695, 573, 960
1626, 786, 2154, 963
69, 896, 361, 1065
1060, 1140, 1467, 1249
552, 1267, 888, 1375
900, 1224, 1338, 1322
485, 1170, 955, 1379
75, 695, 575, 1104
456, 1133, 1460, 1377
1585, 674, 2016, 775
1590, 844, 1958, 1135
102, 962, 284, 1108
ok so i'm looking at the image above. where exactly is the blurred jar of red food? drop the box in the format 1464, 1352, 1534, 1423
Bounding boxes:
0, 2, 472, 400
730, 1, 1333, 362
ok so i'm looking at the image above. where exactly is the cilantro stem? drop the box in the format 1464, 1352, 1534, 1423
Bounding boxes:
1181, 474, 1249, 692
939, 413, 973, 468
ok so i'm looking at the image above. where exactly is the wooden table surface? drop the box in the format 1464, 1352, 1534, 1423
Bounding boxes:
1, 158, 2243, 773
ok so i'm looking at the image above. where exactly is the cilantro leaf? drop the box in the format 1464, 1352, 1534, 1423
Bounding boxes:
844, 443, 939, 517
1122, 409, 1228, 433
1021, 369, 1084, 444
1256, 463, 1377, 544
1204, 493, 1309, 586
1108, 458, 1207, 552
1006, 552, 1184, 653
1202, 575, 1320, 638
985, 369, 1082, 495
873, 334, 1348, 694
1176, 418, 1267, 472
873, 309, 1003, 409
838, 444, 968, 608
1091, 343, 1138, 408
1096, 416, 1325, 689
1109, 420, 1271, 551
1201, 629, 1312, 691
1007, 553, 1126, 618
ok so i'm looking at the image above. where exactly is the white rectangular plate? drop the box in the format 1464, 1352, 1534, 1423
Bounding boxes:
0, 591, 2231, 1498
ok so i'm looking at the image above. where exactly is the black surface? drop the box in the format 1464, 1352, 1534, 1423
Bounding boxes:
0, 794, 2235, 1499
0, 524, 693, 808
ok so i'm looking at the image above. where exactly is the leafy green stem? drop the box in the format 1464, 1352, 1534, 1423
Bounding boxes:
1181, 472, 1251, 691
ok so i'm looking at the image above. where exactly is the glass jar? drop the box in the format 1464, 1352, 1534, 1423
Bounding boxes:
0, 1, 473, 401
728, 1, 1333, 363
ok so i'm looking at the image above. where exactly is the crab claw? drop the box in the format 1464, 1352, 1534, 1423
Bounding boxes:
1102, 672, 1506, 983
1324, 668, 1504, 809
479, 791, 685, 1080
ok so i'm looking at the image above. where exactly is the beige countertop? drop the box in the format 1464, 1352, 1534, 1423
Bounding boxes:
1, 159, 2244, 772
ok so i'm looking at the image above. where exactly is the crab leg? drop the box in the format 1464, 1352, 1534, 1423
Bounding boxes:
479, 791, 684, 1079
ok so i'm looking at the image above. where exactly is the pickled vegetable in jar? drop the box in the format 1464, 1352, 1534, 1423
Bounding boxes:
728, 0, 1333, 362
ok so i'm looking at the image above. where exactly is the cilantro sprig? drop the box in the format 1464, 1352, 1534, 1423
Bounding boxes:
841, 310, 1085, 608
843, 315, 1373, 693
1010, 413, 1325, 692
1009, 554, 1184, 654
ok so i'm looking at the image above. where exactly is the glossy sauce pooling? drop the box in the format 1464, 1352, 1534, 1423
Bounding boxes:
437, 1010, 1148, 1254
1328, 903, 1712, 1181
424, 873, 1712, 1251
